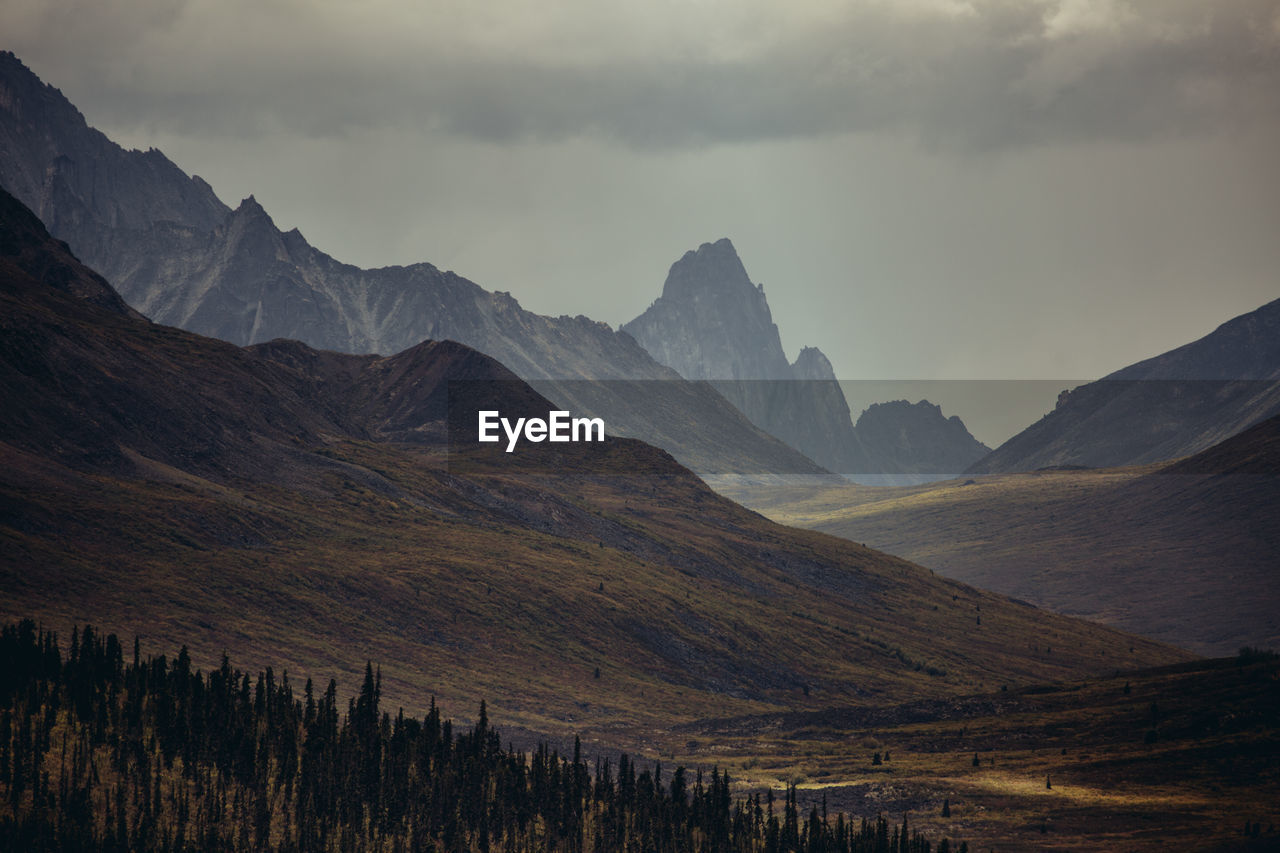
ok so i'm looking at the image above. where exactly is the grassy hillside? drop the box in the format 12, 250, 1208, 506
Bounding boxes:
0, 185, 1187, 755
5, 187, 1277, 851
666, 653, 1280, 851
0, 433, 1188, 749
720, 421, 1280, 656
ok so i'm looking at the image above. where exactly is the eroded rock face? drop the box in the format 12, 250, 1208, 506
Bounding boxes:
624, 239, 867, 473
0, 52, 831, 478
856, 400, 990, 477
624, 239, 990, 479
0, 54, 227, 251
625, 238, 792, 382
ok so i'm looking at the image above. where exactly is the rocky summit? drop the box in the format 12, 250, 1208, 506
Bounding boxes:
856, 400, 991, 479
0, 52, 826, 479
624, 238, 989, 480
624, 238, 793, 382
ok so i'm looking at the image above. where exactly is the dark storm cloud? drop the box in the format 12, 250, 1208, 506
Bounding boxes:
10, 0, 1280, 150
442, 2, 1280, 150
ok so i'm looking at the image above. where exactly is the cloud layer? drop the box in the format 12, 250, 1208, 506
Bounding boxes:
10, 0, 1280, 149
6, 0, 1280, 390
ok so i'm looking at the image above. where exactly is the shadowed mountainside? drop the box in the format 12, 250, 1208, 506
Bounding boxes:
623, 239, 989, 480
967, 297, 1280, 475
0, 186, 1187, 748
723, 417, 1280, 656
853, 399, 990, 482
0, 51, 825, 479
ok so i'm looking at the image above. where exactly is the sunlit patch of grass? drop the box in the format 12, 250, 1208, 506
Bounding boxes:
654, 656, 1280, 851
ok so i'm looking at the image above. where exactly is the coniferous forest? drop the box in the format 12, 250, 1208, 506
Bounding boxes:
0, 620, 961, 853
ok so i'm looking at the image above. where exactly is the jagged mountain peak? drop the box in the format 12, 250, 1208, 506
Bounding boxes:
0, 53, 228, 238
855, 399, 986, 436
225, 195, 278, 233
790, 346, 838, 382
855, 399, 991, 478
662, 237, 762, 304
0, 52, 82, 125
858, 399, 943, 420
623, 237, 789, 381
624, 240, 992, 479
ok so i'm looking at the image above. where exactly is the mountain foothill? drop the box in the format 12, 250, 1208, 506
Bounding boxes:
2, 49, 1279, 851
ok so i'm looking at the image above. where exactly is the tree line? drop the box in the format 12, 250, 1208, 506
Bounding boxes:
0, 619, 961, 852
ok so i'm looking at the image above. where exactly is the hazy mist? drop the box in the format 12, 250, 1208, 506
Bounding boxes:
6, 0, 1279, 381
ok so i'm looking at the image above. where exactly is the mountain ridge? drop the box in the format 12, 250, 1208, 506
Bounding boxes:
725, 414, 1280, 656
967, 297, 1280, 474
0, 185, 1185, 742
623, 238, 989, 479
0, 52, 829, 479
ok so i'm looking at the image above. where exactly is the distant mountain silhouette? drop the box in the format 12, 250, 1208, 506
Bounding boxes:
855, 400, 991, 479
737, 411, 1280, 656
967, 298, 1280, 474
623, 238, 988, 479
0, 51, 824, 478
0, 184, 1185, 733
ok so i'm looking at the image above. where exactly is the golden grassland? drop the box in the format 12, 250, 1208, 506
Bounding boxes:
1, 434, 1183, 744
655, 656, 1280, 851
717, 462, 1280, 656
4, 438, 1276, 850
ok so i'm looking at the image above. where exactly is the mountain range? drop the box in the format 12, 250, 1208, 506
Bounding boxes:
1, 52, 1012, 485
3, 49, 1276, 669
0, 184, 1185, 745
726, 412, 1280, 656
4, 50, 1278, 850
0, 51, 830, 479
622, 238, 990, 480
967, 297, 1280, 474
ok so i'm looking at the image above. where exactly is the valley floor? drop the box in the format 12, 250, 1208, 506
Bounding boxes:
659, 655, 1280, 852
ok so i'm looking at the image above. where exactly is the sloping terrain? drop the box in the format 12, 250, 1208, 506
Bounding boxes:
967, 297, 1280, 474
623, 238, 989, 479
0, 187, 1186, 750
0, 51, 828, 479
668, 654, 1280, 852
725, 418, 1280, 656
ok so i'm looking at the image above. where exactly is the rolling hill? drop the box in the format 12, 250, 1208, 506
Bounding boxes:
723, 418, 1280, 656
0, 185, 1187, 752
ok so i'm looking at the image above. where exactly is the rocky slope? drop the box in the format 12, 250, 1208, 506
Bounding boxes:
855, 399, 991, 480
0, 52, 824, 478
623, 238, 989, 479
0, 186, 1185, 742
967, 297, 1280, 474
623, 238, 794, 382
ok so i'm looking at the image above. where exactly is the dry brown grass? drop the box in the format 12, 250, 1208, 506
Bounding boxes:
657, 656, 1280, 851
720, 460, 1280, 656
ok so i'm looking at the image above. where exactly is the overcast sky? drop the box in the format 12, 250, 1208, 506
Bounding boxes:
7, 0, 1280, 393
